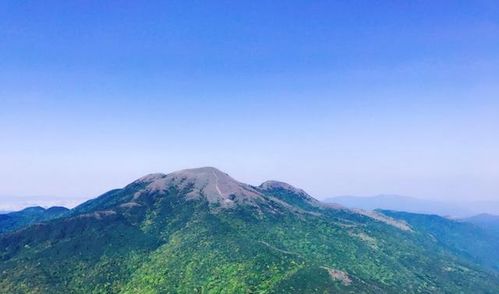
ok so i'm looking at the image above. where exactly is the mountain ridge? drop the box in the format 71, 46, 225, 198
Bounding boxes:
0, 205, 69, 234
1, 167, 498, 293
325, 194, 499, 217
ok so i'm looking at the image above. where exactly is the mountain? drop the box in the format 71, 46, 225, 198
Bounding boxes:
1, 167, 498, 293
464, 201, 499, 217
324, 194, 498, 217
380, 210, 499, 272
462, 213, 499, 235
0, 206, 69, 234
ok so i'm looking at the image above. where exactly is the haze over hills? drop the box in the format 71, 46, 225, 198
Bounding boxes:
463, 214, 499, 235
325, 194, 499, 217
1, 167, 498, 293
0, 206, 69, 234
0, 195, 89, 212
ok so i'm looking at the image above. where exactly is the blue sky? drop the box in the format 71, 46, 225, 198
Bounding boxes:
1, 1, 498, 209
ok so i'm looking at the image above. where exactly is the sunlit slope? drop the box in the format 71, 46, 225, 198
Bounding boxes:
1, 168, 497, 293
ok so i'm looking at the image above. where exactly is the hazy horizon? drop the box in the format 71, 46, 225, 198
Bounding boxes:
1, 1, 499, 209
1, 167, 498, 211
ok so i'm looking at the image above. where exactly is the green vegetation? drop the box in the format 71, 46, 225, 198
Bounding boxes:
380, 210, 499, 272
0, 172, 498, 293
0, 206, 69, 234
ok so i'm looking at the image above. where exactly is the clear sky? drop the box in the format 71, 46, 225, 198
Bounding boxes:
1, 1, 498, 210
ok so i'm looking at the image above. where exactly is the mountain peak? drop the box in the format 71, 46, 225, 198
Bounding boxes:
137, 167, 263, 207
134, 173, 167, 183
20, 206, 46, 213
171, 166, 228, 178
259, 180, 308, 195
259, 180, 317, 202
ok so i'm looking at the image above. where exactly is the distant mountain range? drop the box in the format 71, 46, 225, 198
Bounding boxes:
1, 167, 498, 293
324, 194, 499, 217
0, 194, 89, 213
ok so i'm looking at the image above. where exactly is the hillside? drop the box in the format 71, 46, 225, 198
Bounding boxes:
0, 206, 69, 234
462, 213, 499, 235
0, 167, 498, 293
380, 210, 499, 272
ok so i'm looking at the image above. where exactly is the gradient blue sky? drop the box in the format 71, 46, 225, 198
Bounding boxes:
1, 1, 499, 209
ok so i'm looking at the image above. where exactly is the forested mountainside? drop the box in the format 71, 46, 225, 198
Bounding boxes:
0, 206, 69, 234
1, 167, 497, 293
